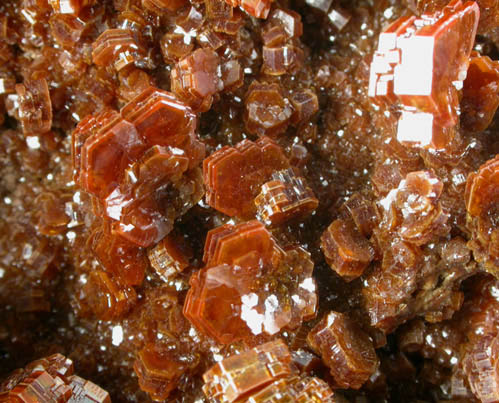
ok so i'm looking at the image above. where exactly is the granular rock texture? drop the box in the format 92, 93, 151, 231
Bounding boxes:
0, 0, 498, 402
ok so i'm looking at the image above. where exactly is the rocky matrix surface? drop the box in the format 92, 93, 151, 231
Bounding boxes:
0, 0, 498, 402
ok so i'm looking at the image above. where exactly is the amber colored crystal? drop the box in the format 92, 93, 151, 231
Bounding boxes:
255, 168, 318, 227
81, 270, 137, 320
321, 218, 375, 281
120, 87, 201, 166
248, 376, 336, 403
134, 342, 195, 401
171, 48, 223, 112
79, 117, 145, 198
223, 0, 271, 18
92, 29, 145, 71
16, 78, 52, 135
290, 89, 319, 125
203, 220, 276, 268
203, 339, 295, 402
142, 0, 188, 14
49, 14, 86, 48
90, 226, 148, 285
148, 234, 190, 280
307, 311, 379, 389
220, 60, 244, 92
262, 46, 304, 76
49, 0, 96, 16
0, 354, 109, 403
465, 155, 499, 273
184, 220, 316, 344
461, 53, 499, 133
245, 81, 293, 136
368, 0, 479, 148
203, 136, 290, 218
378, 170, 449, 246
160, 33, 194, 63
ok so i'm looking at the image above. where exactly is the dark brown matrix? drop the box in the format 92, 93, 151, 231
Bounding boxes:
0, 0, 498, 402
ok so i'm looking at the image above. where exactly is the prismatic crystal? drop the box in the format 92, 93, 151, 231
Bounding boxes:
0, 353, 110, 402
202, 339, 335, 402
183, 220, 317, 344
465, 155, 499, 274
72, 86, 204, 249
307, 311, 379, 389
368, 0, 479, 149
255, 168, 318, 227
203, 137, 290, 218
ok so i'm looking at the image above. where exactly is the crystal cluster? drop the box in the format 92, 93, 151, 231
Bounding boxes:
1, 0, 499, 401
321, 192, 377, 281
72, 86, 204, 249
203, 137, 290, 218
262, 9, 304, 76
203, 339, 335, 402
465, 155, 499, 274
0, 353, 110, 402
368, 0, 479, 149
307, 311, 379, 389
255, 167, 318, 227
184, 220, 317, 344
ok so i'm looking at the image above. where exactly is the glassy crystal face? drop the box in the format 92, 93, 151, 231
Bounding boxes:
0, 354, 110, 403
72, 86, 204, 248
368, 0, 480, 149
465, 155, 499, 274
307, 311, 379, 389
184, 220, 317, 344
203, 137, 290, 218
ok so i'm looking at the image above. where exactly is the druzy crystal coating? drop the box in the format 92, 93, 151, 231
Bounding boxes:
1, 0, 499, 401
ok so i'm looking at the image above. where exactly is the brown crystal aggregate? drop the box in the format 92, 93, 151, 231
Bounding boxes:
0, 0, 498, 402
0, 353, 110, 402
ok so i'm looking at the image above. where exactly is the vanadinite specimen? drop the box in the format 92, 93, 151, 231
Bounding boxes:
203, 137, 290, 218
465, 155, 499, 274
202, 339, 336, 402
183, 220, 317, 344
2, 0, 499, 401
307, 311, 379, 389
0, 353, 110, 402
368, 0, 479, 149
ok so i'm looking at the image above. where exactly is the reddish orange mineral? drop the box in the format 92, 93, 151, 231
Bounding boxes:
92, 29, 146, 71
73, 86, 204, 248
80, 270, 137, 320
321, 218, 375, 281
245, 82, 293, 136
378, 171, 449, 246
248, 376, 336, 402
0, 354, 110, 402
224, 0, 272, 19
369, 0, 480, 148
307, 311, 379, 389
255, 168, 318, 227
142, 0, 188, 14
465, 155, 499, 273
171, 48, 223, 112
203, 220, 277, 268
49, 0, 96, 16
147, 234, 190, 280
461, 54, 499, 132
134, 342, 198, 401
90, 226, 148, 285
15, 79, 52, 135
203, 137, 290, 218
202, 339, 295, 402
184, 220, 317, 344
